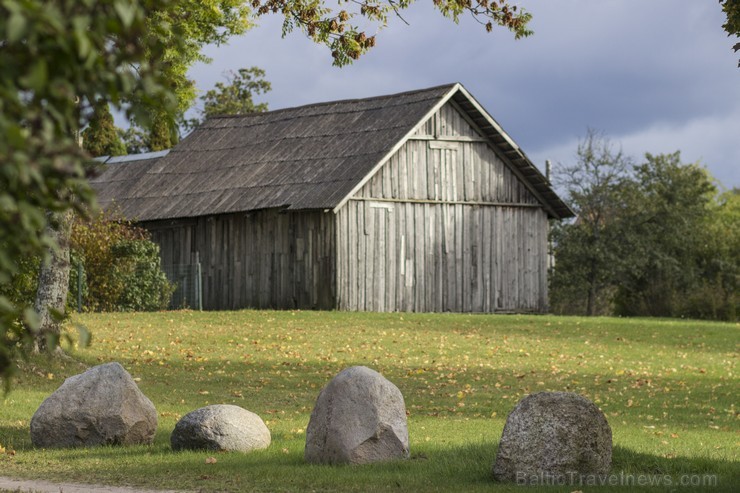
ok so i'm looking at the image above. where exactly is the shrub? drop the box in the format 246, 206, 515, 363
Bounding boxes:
70, 211, 174, 312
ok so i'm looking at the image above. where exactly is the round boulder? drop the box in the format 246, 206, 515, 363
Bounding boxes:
171, 405, 270, 452
30, 362, 157, 448
492, 391, 612, 484
305, 366, 409, 465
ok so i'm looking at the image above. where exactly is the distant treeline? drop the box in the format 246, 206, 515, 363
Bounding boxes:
550, 132, 738, 321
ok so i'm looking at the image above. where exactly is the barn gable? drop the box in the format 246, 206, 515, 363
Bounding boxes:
354, 101, 542, 206
334, 100, 555, 313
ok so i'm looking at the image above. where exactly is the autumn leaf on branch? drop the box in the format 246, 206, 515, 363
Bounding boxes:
252, 0, 533, 66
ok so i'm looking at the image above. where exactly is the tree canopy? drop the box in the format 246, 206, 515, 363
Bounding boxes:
549, 130, 633, 316
550, 134, 738, 321
82, 103, 126, 158
183, 67, 271, 132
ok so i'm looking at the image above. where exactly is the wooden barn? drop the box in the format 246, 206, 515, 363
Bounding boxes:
92, 83, 573, 313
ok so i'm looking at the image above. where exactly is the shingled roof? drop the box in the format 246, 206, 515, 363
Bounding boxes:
92, 83, 573, 221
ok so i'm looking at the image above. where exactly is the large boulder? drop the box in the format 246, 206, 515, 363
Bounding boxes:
171, 405, 271, 452
305, 366, 409, 465
492, 391, 612, 484
30, 362, 157, 448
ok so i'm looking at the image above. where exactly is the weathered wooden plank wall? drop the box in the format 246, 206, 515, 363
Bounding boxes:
145, 210, 335, 310
335, 101, 549, 312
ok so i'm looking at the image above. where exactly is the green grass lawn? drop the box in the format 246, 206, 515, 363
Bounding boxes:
1, 311, 737, 492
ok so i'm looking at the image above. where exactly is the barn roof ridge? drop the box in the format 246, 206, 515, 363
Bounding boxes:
205, 83, 460, 121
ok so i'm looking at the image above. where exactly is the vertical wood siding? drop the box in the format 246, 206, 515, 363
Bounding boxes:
336, 102, 549, 312
145, 210, 334, 310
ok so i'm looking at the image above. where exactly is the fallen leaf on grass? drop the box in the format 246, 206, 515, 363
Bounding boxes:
205, 457, 217, 464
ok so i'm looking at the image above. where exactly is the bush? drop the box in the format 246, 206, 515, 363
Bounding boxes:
108, 240, 173, 311
70, 211, 174, 312
0, 254, 40, 308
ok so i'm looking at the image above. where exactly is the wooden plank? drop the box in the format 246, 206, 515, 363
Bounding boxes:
347, 197, 543, 209
387, 204, 396, 312
451, 148, 460, 202
414, 204, 434, 312
434, 204, 444, 311
446, 204, 456, 311
376, 208, 386, 312
429, 141, 459, 150
408, 135, 487, 143
456, 204, 464, 312
404, 204, 415, 312
482, 205, 492, 312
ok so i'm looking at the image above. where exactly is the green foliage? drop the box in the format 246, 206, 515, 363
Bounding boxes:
720, 0, 740, 66
69, 212, 174, 312
147, 109, 177, 152
0, 255, 40, 310
81, 103, 126, 157
108, 240, 173, 311
200, 67, 271, 118
552, 138, 738, 321
129, 0, 253, 149
254, 0, 532, 67
0, 0, 183, 381
550, 130, 633, 316
183, 67, 271, 131
613, 153, 719, 318
118, 126, 151, 155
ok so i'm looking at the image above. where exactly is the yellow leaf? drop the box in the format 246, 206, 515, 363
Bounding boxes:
205, 457, 217, 464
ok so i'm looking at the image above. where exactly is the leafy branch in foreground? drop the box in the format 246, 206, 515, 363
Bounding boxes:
253, 0, 533, 66
0, 0, 184, 381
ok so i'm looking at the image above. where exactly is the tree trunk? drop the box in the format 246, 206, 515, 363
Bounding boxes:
33, 210, 73, 352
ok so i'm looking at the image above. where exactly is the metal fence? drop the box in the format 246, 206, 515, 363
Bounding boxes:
161, 258, 203, 310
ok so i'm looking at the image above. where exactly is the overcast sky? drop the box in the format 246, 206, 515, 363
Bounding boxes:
190, 0, 739, 189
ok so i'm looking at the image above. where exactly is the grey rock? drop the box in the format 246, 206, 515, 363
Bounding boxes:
492, 391, 612, 484
30, 362, 157, 448
305, 366, 409, 465
171, 404, 270, 452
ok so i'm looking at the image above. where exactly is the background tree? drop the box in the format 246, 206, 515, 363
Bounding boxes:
118, 126, 152, 155
551, 136, 737, 321
550, 130, 632, 316
183, 67, 271, 131
613, 153, 723, 318
82, 102, 126, 158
